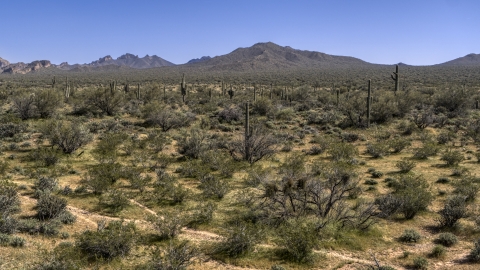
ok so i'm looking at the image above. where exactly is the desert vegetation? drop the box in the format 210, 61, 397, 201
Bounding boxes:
1, 63, 480, 269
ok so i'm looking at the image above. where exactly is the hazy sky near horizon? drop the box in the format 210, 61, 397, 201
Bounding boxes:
1, 0, 478, 66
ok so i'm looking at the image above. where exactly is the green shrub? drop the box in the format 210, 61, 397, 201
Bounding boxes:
33, 176, 58, 198
0, 216, 18, 234
366, 142, 390, 158
36, 193, 67, 220
198, 174, 229, 199
82, 163, 122, 194
390, 174, 433, 219
275, 219, 317, 263
413, 142, 440, 159
76, 220, 136, 260
371, 170, 384, 178
441, 150, 465, 166
0, 180, 20, 217
400, 229, 421, 243
0, 233, 11, 246
9, 236, 25, 247
40, 119, 93, 154
429, 245, 446, 258
365, 179, 378, 185
438, 195, 467, 228
395, 160, 416, 173
470, 239, 480, 262
148, 212, 184, 240
454, 176, 479, 202
413, 256, 428, 269
148, 240, 197, 270
215, 221, 263, 258
436, 177, 450, 184
99, 189, 130, 213
328, 142, 358, 161
388, 137, 411, 153
186, 202, 216, 229
436, 232, 458, 247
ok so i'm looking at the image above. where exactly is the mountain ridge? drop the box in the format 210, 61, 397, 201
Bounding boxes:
2, 43, 480, 74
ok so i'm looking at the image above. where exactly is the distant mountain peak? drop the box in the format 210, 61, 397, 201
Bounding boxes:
117, 53, 138, 60
187, 56, 212, 64
439, 53, 480, 66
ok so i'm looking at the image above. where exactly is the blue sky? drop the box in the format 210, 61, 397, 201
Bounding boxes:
1, 0, 478, 65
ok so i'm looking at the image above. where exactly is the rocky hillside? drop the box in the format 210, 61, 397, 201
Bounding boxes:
438, 53, 480, 66
182, 42, 371, 71
1, 60, 52, 74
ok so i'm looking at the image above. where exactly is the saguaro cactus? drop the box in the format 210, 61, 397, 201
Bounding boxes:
391, 64, 399, 95
253, 83, 257, 102
109, 81, 116, 94
52, 76, 56, 89
64, 76, 70, 99
181, 74, 187, 103
136, 84, 141, 100
367, 79, 372, 128
221, 81, 226, 96
228, 85, 234, 100
245, 101, 250, 161
336, 89, 340, 107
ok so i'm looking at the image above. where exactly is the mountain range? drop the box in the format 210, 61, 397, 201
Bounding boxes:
1, 42, 479, 74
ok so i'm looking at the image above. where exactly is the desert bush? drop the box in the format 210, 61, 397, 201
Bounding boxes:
124, 167, 152, 193
437, 131, 456, 144
413, 141, 440, 159
453, 176, 479, 202
198, 174, 229, 199
388, 137, 411, 153
34, 88, 62, 118
40, 119, 93, 154
143, 102, 193, 131
34, 241, 85, 270
11, 92, 36, 120
436, 233, 458, 247
76, 220, 136, 260
176, 127, 209, 159
33, 176, 58, 198
148, 240, 197, 270
440, 149, 464, 166
0, 180, 20, 217
0, 216, 18, 234
328, 141, 358, 161
469, 239, 480, 263
252, 98, 273, 116
215, 221, 263, 258
340, 132, 360, 142
84, 87, 124, 116
57, 210, 77, 224
36, 193, 67, 220
186, 202, 216, 229
230, 122, 277, 164
154, 177, 188, 204
99, 189, 130, 213
218, 105, 242, 123
92, 132, 129, 163
28, 147, 62, 167
0, 114, 28, 139
395, 160, 416, 173
366, 142, 390, 158
438, 195, 467, 228
399, 229, 421, 243
148, 211, 185, 240
82, 163, 122, 194
275, 218, 317, 263
387, 174, 433, 219
375, 194, 403, 218
9, 236, 26, 247
144, 129, 170, 153
0, 233, 10, 246
413, 256, 428, 269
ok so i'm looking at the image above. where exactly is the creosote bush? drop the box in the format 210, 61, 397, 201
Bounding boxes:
400, 229, 421, 243
436, 232, 458, 247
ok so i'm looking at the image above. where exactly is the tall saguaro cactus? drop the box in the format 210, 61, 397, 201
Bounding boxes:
181, 74, 187, 103
367, 79, 372, 128
253, 83, 257, 102
136, 84, 141, 100
64, 76, 70, 99
109, 81, 116, 94
245, 101, 250, 161
228, 85, 234, 100
391, 64, 399, 95
52, 76, 56, 89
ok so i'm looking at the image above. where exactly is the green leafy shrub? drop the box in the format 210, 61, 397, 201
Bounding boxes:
40, 119, 93, 154
76, 220, 136, 260
429, 245, 446, 258
275, 219, 317, 263
366, 142, 390, 158
413, 256, 428, 269
453, 176, 479, 202
388, 137, 411, 153
438, 195, 467, 228
436, 233, 458, 247
36, 193, 67, 220
395, 160, 416, 173
9, 236, 25, 247
198, 174, 229, 199
0, 180, 20, 217
390, 174, 433, 219
399, 229, 421, 243
328, 142, 358, 161
413, 141, 440, 159
99, 189, 130, 213
148, 212, 185, 240
148, 240, 197, 270
441, 150, 465, 166
215, 221, 263, 258
33, 176, 58, 198
186, 202, 216, 229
